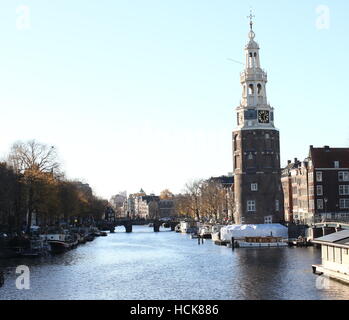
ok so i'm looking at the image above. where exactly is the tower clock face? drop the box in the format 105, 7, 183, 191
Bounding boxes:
258, 110, 270, 123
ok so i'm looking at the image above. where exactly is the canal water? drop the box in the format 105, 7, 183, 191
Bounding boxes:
1, 226, 349, 300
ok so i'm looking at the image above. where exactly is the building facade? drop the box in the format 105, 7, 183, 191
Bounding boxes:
282, 146, 349, 224
233, 20, 284, 224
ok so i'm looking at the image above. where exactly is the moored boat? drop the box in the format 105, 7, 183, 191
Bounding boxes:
198, 225, 212, 239
235, 236, 288, 248
40, 234, 72, 254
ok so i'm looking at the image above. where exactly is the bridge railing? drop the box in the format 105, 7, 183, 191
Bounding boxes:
313, 213, 349, 224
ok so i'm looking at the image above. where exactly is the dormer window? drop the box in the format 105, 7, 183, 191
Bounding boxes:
334, 161, 339, 168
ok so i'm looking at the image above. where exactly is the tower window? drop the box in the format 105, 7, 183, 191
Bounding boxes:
254, 52, 257, 57
248, 84, 254, 95
257, 83, 262, 95
247, 200, 256, 212
249, 52, 253, 57
251, 183, 258, 191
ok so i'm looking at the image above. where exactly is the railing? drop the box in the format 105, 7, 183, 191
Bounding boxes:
313, 213, 349, 224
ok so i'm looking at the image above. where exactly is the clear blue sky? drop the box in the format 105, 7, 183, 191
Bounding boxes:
0, 1, 348, 199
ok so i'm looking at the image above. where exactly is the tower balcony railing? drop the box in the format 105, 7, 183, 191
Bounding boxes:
240, 70, 268, 83
241, 96, 266, 106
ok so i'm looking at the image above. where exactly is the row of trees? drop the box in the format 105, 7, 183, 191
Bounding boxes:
174, 179, 235, 222
0, 140, 108, 233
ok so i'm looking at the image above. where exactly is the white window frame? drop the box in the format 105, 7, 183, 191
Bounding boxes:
340, 199, 349, 209
264, 216, 273, 224
247, 200, 256, 212
339, 185, 349, 196
339, 171, 349, 182
334, 161, 340, 168
316, 171, 323, 182
251, 183, 258, 192
316, 185, 323, 196
317, 199, 324, 210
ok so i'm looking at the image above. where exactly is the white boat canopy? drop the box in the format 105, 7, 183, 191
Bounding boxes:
220, 224, 288, 241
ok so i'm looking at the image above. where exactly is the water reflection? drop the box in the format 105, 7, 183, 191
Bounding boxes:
1, 226, 349, 300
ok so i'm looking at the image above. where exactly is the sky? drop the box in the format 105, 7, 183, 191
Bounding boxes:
0, 0, 348, 200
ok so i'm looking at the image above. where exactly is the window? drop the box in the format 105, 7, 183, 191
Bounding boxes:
251, 183, 258, 192
334, 161, 340, 168
275, 200, 280, 212
339, 185, 349, 196
339, 172, 349, 182
257, 83, 262, 95
340, 199, 349, 209
309, 200, 315, 210
264, 216, 273, 224
248, 84, 254, 95
247, 200, 256, 212
317, 185, 323, 196
317, 199, 324, 210
309, 186, 314, 196
316, 172, 323, 182
308, 172, 314, 183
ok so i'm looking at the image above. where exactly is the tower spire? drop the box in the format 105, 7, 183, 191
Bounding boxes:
247, 9, 255, 31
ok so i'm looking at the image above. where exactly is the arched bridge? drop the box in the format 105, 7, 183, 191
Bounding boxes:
97, 219, 179, 233
311, 222, 349, 239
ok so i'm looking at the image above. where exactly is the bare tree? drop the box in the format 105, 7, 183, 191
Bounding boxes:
8, 140, 60, 175
200, 180, 226, 221
184, 179, 203, 220
8, 140, 61, 232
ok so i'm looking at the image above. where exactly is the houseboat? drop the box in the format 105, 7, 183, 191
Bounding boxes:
198, 225, 212, 239
220, 224, 289, 249
312, 230, 349, 284
234, 236, 288, 248
40, 234, 73, 254
179, 221, 197, 234
211, 225, 225, 242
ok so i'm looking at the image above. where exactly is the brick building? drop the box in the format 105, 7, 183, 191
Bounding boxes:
282, 146, 349, 224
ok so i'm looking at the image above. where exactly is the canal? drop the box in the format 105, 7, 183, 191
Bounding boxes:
1, 226, 349, 300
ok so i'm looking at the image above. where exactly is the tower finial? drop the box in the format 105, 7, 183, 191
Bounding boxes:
247, 8, 255, 31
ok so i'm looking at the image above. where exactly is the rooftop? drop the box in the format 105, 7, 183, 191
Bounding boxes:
310, 146, 349, 168
313, 230, 349, 247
